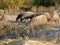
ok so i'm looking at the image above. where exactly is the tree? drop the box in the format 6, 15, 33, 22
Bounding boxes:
33, 0, 55, 7
33, 0, 55, 14
22, 0, 34, 8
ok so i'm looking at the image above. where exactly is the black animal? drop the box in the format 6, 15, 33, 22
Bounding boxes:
16, 12, 44, 22
16, 13, 23, 22
16, 13, 36, 22
23, 13, 43, 20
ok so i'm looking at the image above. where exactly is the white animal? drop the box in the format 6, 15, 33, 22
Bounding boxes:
28, 15, 47, 26
44, 12, 51, 22
22, 11, 35, 18
51, 11, 60, 24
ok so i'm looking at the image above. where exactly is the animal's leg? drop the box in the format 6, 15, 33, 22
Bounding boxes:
20, 18, 23, 22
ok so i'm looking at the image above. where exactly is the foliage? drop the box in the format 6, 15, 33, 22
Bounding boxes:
0, 20, 59, 41
0, 0, 60, 9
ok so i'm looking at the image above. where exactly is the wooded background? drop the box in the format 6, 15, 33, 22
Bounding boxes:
0, 0, 60, 14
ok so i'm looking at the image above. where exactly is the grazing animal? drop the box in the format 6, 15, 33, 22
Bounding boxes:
22, 14, 35, 21
44, 12, 51, 22
51, 11, 60, 24
16, 13, 23, 22
16, 11, 35, 22
28, 15, 47, 26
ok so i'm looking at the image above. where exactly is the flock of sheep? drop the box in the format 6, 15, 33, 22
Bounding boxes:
0, 9, 60, 26
16, 11, 60, 26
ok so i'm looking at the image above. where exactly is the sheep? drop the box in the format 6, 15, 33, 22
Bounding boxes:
23, 11, 35, 17
44, 12, 51, 22
51, 11, 60, 24
22, 13, 45, 23
22, 14, 35, 22
28, 15, 47, 26
16, 11, 35, 22
16, 13, 23, 22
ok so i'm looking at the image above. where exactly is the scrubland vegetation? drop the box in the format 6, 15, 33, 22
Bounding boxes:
0, 0, 60, 45
0, 0, 60, 14
0, 19, 60, 45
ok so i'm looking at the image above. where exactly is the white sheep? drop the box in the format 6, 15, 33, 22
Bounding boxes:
51, 11, 60, 24
16, 11, 35, 22
22, 11, 35, 18
44, 12, 51, 22
28, 15, 47, 26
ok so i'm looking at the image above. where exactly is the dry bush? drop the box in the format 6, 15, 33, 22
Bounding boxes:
37, 6, 55, 13
46, 7, 55, 13
4, 6, 60, 15
0, 19, 59, 42
38, 6, 44, 13
0, 20, 31, 39
31, 6, 37, 14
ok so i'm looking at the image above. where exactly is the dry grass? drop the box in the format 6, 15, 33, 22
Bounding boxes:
0, 39, 58, 45
23, 40, 57, 45
0, 19, 59, 45
0, 19, 59, 40
0, 20, 41, 40
31, 6, 55, 14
